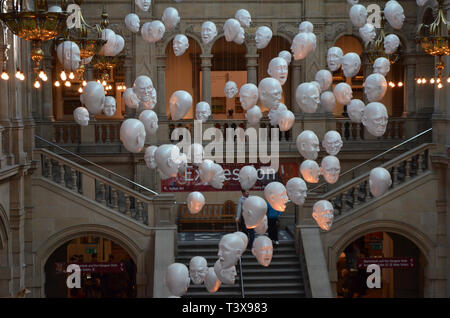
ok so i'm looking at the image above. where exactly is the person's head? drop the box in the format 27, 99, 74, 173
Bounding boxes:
347, 99, 366, 123
56, 41, 81, 72
291, 32, 315, 60
169, 90, 193, 120
300, 159, 320, 183
125, 13, 140, 33
103, 96, 117, 117
186, 191, 205, 214
210, 163, 226, 189
241, 189, 249, 197
141, 20, 165, 43
80, 81, 105, 115
224, 18, 241, 42
224, 81, 238, 98
136, 0, 151, 11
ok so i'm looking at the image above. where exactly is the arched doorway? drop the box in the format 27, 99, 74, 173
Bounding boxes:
336, 231, 425, 298
44, 235, 137, 298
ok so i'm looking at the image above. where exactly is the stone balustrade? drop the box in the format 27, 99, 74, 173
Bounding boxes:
336, 117, 405, 142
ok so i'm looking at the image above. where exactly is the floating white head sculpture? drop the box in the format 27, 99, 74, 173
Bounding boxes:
125, 13, 140, 33
139, 110, 159, 135
320, 155, 341, 184
189, 256, 208, 285
296, 82, 320, 113
204, 267, 221, 293
278, 50, 292, 65
364, 73, 388, 102
235, 9, 252, 28
224, 81, 239, 98
286, 177, 307, 206
178, 152, 188, 175
141, 21, 166, 43
315, 70, 333, 92
359, 23, 377, 44
224, 18, 241, 42
296, 130, 320, 160
342, 52, 361, 78
268, 57, 288, 85
173, 34, 189, 56
103, 96, 116, 117
268, 103, 287, 126
100, 29, 119, 56
255, 26, 273, 49
198, 159, 216, 184
189, 143, 204, 166
144, 145, 158, 169
154, 144, 182, 179
323, 131, 343, 156
162, 7, 180, 30
369, 167, 392, 197
264, 182, 289, 212
123, 88, 140, 109
349, 4, 368, 28
347, 0, 359, 4
56, 41, 81, 72
239, 83, 258, 110
165, 263, 190, 297
239, 165, 258, 190
234, 26, 245, 44
291, 32, 315, 60
133, 75, 156, 107
110, 34, 125, 56
201, 21, 217, 44
242, 195, 267, 229
233, 231, 249, 251
246, 105, 263, 125
299, 21, 314, 33
80, 56, 93, 65
320, 91, 337, 113
73, 107, 90, 126
218, 233, 245, 268
135, 0, 151, 12
214, 260, 236, 285
312, 200, 334, 231
258, 77, 282, 109
347, 99, 366, 123
333, 82, 353, 105
120, 119, 146, 153
416, 0, 427, 6
384, 34, 400, 54
210, 163, 226, 189
80, 81, 105, 115
252, 236, 273, 267
362, 102, 388, 136
187, 192, 206, 214
254, 215, 268, 235
373, 57, 391, 76
327, 47, 344, 72
385, 0, 405, 30
169, 90, 193, 120
48, 5, 62, 12
278, 110, 295, 132
195, 102, 211, 122
300, 160, 320, 183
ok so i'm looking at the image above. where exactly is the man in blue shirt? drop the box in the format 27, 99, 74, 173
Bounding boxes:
266, 200, 282, 245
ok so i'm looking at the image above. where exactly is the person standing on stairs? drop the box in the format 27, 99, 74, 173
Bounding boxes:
235, 188, 255, 249
266, 200, 282, 246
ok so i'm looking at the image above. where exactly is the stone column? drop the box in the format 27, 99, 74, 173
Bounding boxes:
156, 56, 167, 119
200, 54, 212, 105
124, 59, 135, 119
403, 54, 417, 117
291, 59, 302, 112
246, 46, 259, 85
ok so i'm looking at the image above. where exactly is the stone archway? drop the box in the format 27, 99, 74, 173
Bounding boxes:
0, 205, 10, 296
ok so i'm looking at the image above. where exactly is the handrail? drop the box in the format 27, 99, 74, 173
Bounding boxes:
35, 135, 159, 196
236, 222, 245, 299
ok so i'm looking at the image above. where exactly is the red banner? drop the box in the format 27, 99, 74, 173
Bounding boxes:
357, 257, 415, 269
161, 162, 300, 192
55, 262, 126, 273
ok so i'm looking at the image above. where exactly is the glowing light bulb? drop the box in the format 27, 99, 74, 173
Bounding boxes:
41, 74, 48, 82
437, 78, 441, 83
78, 87, 83, 93
123, 85, 126, 90
397, 82, 403, 87
102, 80, 107, 86
438, 83, 443, 89
34, 80, 40, 89
69, 72, 75, 80
417, 78, 421, 84
60, 71, 67, 81
447, 77, 450, 83
430, 78, 435, 84
19, 73, 25, 81
82, 80, 87, 87
117, 85, 122, 90
422, 78, 427, 84
54, 80, 60, 87
15, 69, 21, 79
64, 81, 71, 87
1, 71, 9, 80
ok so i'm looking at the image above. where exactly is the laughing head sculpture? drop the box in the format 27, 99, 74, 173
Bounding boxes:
138, 110, 159, 135
342, 52, 361, 78
189, 256, 208, 285
239, 165, 258, 190
254, 215, 268, 235
80, 81, 105, 115
258, 77, 282, 109
154, 144, 182, 179
210, 163, 226, 189
103, 96, 116, 117
373, 57, 391, 76
120, 119, 146, 153
327, 46, 344, 72
359, 23, 377, 44
224, 18, 241, 42
141, 20, 165, 43
333, 82, 353, 105
384, 33, 400, 54
315, 69, 333, 92
165, 263, 190, 297
73, 107, 90, 126
369, 167, 392, 197
268, 57, 289, 85
125, 13, 140, 33
255, 26, 273, 49
199, 159, 216, 184
242, 195, 267, 229
300, 159, 320, 183
187, 192, 206, 214
291, 32, 315, 60
296, 82, 320, 113
205, 267, 221, 293
364, 73, 387, 102
169, 90, 193, 120
320, 155, 341, 184
162, 7, 180, 30
299, 21, 314, 33
201, 21, 218, 44
322, 131, 343, 156
278, 110, 295, 132
246, 105, 263, 126
144, 145, 158, 169
348, 99, 366, 123
235, 9, 252, 28
224, 81, 239, 99
296, 130, 320, 160
286, 177, 308, 206
123, 87, 140, 109
173, 34, 189, 56
135, 0, 151, 12
264, 182, 289, 212
195, 102, 211, 122
57, 41, 81, 72
252, 236, 273, 267
362, 102, 388, 137
218, 233, 245, 269
312, 200, 334, 231
349, 4, 368, 28
239, 83, 258, 110
214, 260, 236, 285
133, 75, 156, 106
385, 0, 405, 30
320, 91, 337, 113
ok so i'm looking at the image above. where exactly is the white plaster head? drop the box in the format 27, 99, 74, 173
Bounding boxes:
245, 105, 263, 126
384, 34, 400, 54
73, 107, 90, 126
138, 110, 159, 135
254, 216, 268, 235
359, 23, 377, 44
239, 83, 258, 110
242, 195, 267, 229
311, 81, 321, 94
299, 21, 314, 33
165, 263, 190, 297
195, 102, 211, 122
255, 26, 273, 49
133, 75, 155, 105
312, 200, 334, 231
125, 13, 140, 33
347, 0, 359, 4
224, 81, 239, 99
154, 144, 183, 179
144, 145, 158, 169
296, 82, 320, 114
188, 143, 204, 166
162, 7, 180, 30
362, 102, 388, 137
80, 81, 105, 115
291, 32, 315, 60
373, 57, 391, 76
278, 110, 295, 132
123, 87, 140, 109
56, 41, 81, 72
210, 163, 226, 189
239, 165, 258, 190
416, 0, 428, 6
234, 26, 245, 45
251, 236, 273, 267
342, 52, 361, 78
189, 256, 208, 285
268, 103, 287, 126
369, 167, 392, 197
320, 155, 341, 184
235, 9, 252, 28
218, 233, 245, 268
296, 130, 320, 160
80, 56, 93, 65
186, 192, 206, 214
201, 21, 218, 44
214, 260, 236, 285
315, 69, 333, 92
268, 57, 289, 85
141, 21, 166, 43
320, 91, 337, 113
278, 50, 292, 65
178, 152, 188, 175
135, 0, 151, 12
347, 99, 366, 123
300, 160, 320, 183
169, 90, 193, 120
333, 82, 353, 105
224, 18, 241, 42
48, 5, 62, 12
258, 77, 282, 109
322, 131, 343, 156
264, 181, 289, 212
286, 177, 307, 206
385, 0, 405, 30
327, 46, 344, 72
198, 159, 216, 184
100, 29, 119, 57
233, 231, 249, 251
103, 96, 116, 117
120, 119, 146, 153
364, 73, 388, 102
173, 34, 189, 56
349, 4, 368, 28
204, 267, 221, 293
110, 34, 125, 56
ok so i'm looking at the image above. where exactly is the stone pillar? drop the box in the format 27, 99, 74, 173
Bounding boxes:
124, 59, 135, 119
403, 54, 417, 117
41, 58, 54, 121
200, 54, 212, 105
156, 56, 167, 119
291, 59, 302, 112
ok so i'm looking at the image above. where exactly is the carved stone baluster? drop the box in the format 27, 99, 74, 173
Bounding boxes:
42, 155, 50, 178
124, 193, 131, 216
417, 152, 424, 175
98, 125, 104, 144
365, 180, 371, 201
355, 123, 361, 140
111, 188, 119, 211
405, 158, 412, 181
105, 124, 111, 143
136, 201, 144, 222
71, 167, 77, 191
353, 185, 360, 207
392, 165, 399, 186
59, 163, 65, 186
98, 181, 106, 204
